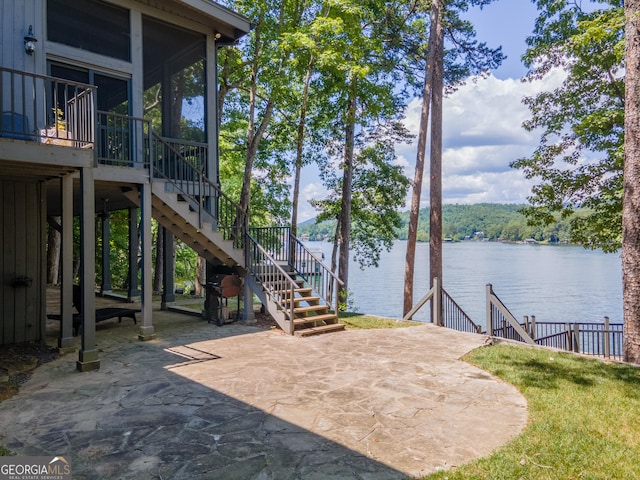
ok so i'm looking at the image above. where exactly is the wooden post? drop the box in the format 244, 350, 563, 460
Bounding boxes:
531, 315, 536, 340
604, 316, 611, 359
77, 167, 99, 371
485, 284, 493, 336
524, 315, 529, 336
565, 323, 572, 351
573, 323, 580, 353
432, 276, 442, 326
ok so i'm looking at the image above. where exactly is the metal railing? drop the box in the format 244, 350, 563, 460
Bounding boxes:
404, 277, 481, 333
245, 228, 343, 316
487, 284, 623, 359
245, 232, 298, 334
248, 227, 291, 262
289, 234, 343, 315
522, 317, 623, 359
96, 111, 150, 167
151, 132, 246, 248
0, 67, 96, 147
442, 289, 482, 333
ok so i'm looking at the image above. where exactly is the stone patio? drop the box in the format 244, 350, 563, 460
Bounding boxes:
0, 301, 527, 479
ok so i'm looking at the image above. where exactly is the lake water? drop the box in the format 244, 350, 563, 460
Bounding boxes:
308, 240, 623, 327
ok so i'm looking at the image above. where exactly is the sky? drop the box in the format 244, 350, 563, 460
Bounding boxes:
295, 0, 564, 222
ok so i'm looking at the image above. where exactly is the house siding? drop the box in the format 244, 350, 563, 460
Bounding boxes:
0, 179, 45, 344
1, 1, 45, 75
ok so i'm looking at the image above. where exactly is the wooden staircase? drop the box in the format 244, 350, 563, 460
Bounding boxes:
124, 177, 344, 337
284, 281, 344, 337
123, 183, 244, 267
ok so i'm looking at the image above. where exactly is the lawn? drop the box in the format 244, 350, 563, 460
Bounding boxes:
423, 344, 640, 479
339, 312, 423, 329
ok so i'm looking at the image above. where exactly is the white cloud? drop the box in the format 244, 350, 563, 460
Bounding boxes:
297, 179, 329, 222
399, 69, 565, 206
295, 69, 565, 222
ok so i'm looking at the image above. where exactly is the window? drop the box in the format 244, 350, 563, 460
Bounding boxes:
47, 0, 131, 61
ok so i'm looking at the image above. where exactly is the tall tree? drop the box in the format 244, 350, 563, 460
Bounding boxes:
429, 0, 445, 313
404, 3, 438, 316
623, 0, 640, 362
403, 0, 504, 316
512, 1, 624, 251
511, 1, 640, 361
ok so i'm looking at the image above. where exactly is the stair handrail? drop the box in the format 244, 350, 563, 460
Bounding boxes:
289, 234, 344, 314
150, 132, 248, 248
245, 231, 298, 327
486, 284, 535, 344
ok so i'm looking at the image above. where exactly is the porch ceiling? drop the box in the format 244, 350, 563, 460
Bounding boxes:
45, 180, 140, 217
0, 160, 79, 183
136, 0, 251, 41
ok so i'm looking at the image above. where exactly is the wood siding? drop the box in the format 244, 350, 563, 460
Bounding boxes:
0, 179, 45, 344
0, 1, 45, 75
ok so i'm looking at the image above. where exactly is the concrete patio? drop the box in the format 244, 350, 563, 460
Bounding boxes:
0, 304, 527, 479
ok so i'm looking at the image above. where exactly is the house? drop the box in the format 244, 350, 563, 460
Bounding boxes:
1, 0, 343, 371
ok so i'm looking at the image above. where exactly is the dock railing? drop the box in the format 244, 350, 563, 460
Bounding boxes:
404, 277, 482, 333
486, 284, 623, 359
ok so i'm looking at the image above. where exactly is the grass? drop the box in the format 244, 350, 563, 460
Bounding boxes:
338, 312, 422, 329
422, 344, 640, 480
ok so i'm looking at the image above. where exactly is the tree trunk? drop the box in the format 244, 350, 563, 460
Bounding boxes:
623, 0, 640, 363
403, 5, 439, 317
47, 217, 61, 285
291, 57, 315, 238
429, 0, 444, 324
195, 256, 206, 297
338, 75, 358, 306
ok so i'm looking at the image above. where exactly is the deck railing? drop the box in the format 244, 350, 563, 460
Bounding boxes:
0, 67, 96, 147
404, 277, 481, 333
151, 132, 246, 248
245, 232, 298, 334
96, 111, 150, 167
289, 234, 343, 315
487, 284, 623, 359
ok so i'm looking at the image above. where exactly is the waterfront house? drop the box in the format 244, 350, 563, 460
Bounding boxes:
1, 0, 343, 372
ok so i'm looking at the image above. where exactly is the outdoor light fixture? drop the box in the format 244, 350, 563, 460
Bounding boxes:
24, 25, 37, 55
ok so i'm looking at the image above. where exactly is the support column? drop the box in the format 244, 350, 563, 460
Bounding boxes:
161, 228, 175, 310
204, 261, 220, 324
138, 184, 155, 340
77, 167, 99, 371
100, 210, 112, 295
58, 174, 74, 351
128, 207, 140, 301
242, 275, 256, 323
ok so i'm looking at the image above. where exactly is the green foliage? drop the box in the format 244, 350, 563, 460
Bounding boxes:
424, 344, 640, 479
512, 1, 624, 253
299, 203, 580, 244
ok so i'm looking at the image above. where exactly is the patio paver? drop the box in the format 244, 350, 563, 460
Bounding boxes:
0, 307, 527, 479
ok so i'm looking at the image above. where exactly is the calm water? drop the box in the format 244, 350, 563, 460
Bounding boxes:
309, 240, 623, 327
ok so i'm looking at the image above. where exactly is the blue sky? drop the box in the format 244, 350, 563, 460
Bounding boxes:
296, 0, 563, 222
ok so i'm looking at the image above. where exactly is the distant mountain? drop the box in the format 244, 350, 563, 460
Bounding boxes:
298, 203, 573, 243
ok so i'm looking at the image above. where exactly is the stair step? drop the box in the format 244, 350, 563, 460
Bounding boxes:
292, 296, 320, 305
293, 305, 329, 316
277, 287, 313, 296
293, 313, 338, 326
294, 323, 346, 337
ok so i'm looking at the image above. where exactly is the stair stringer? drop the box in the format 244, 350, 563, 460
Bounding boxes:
244, 274, 293, 334
122, 183, 245, 267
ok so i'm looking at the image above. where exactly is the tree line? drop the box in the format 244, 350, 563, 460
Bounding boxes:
298, 203, 577, 244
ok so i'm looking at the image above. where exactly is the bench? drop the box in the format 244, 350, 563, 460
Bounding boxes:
48, 285, 140, 336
